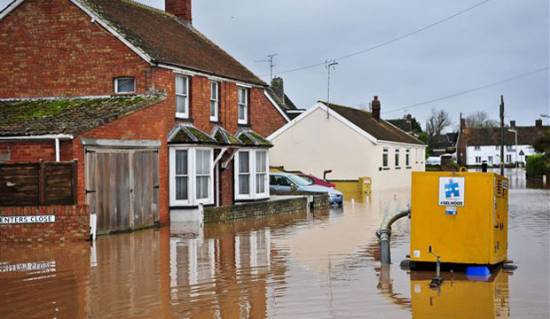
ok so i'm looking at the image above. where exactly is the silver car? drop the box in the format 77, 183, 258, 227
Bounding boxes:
270, 172, 343, 206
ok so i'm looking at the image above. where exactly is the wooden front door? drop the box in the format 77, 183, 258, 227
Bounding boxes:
86, 148, 159, 234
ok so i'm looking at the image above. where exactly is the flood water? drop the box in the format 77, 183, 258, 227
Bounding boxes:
1, 174, 549, 318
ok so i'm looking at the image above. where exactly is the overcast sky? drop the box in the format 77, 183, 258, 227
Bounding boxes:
1, 0, 548, 129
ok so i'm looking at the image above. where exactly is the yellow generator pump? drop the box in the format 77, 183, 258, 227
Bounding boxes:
410, 172, 508, 265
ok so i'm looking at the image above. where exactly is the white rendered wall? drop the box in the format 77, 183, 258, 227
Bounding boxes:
269, 107, 426, 190
466, 145, 536, 166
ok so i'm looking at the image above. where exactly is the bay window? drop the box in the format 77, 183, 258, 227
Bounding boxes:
235, 149, 269, 200
176, 75, 189, 119
237, 86, 249, 125
170, 147, 213, 206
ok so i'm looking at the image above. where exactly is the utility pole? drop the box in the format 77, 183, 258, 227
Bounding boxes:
500, 95, 505, 176
256, 53, 277, 81
325, 59, 338, 119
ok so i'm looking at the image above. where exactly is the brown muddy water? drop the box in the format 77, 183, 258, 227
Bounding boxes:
1, 185, 549, 318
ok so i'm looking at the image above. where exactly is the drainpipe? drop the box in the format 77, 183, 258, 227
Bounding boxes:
378, 210, 410, 264
55, 138, 60, 162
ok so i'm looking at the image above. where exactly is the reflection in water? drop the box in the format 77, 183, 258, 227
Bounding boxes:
409, 270, 510, 319
0, 187, 548, 318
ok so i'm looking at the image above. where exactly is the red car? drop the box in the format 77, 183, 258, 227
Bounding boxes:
297, 173, 336, 188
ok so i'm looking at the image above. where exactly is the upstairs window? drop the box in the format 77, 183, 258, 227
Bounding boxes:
406, 149, 410, 167
210, 81, 219, 122
382, 148, 389, 168
238, 86, 249, 125
114, 77, 135, 94
176, 75, 189, 119
474, 146, 481, 150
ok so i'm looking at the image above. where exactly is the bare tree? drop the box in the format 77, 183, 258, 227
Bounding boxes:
426, 109, 451, 137
465, 111, 498, 128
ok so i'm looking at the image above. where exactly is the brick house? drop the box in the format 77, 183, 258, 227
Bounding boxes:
0, 0, 290, 232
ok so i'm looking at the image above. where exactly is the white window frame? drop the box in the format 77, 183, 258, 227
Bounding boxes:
114, 77, 136, 94
175, 75, 190, 119
237, 86, 249, 125
169, 147, 214, 207
395, 149, 400, 168
234, 149, 269, 200
210, 81, 219, 122
382, 148, 389, 168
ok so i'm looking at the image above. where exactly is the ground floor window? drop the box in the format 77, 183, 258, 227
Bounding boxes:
475, 156, 482, 164
170, 147, 214, 206
235, 149, 269, 200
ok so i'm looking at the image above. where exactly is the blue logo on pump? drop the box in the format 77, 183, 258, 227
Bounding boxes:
439, 177, 465, 207
445, 179, 460, 198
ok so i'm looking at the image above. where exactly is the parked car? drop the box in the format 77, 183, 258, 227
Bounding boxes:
270, 173, 343, 206
297, 173, 336, 188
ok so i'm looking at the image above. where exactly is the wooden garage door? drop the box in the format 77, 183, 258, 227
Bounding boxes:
86, 148, 159, 234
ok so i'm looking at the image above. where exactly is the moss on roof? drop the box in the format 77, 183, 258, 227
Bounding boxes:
237, 130, 272, 147
168, 125, 217, 144
213, 126, 242, 146
0, 95, 165, 136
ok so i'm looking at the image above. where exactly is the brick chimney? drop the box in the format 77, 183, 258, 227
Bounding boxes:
371, 96, 381, 120
510, 120, 516, 128
166, 0, 192, 24
271, 77, 285, 104
535, 119, 542, 127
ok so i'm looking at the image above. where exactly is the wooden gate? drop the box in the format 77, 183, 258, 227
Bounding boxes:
85, 148, 159, 234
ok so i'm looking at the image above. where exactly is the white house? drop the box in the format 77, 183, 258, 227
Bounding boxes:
268, 97, 426, 191
458, 119, 548, 167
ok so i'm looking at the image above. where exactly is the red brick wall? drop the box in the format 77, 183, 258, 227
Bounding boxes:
0, 0, 288, 217
249, 87, 287, 137
0, 141, 56, 162
0, 0, 151, 98
0, 205, 89, 242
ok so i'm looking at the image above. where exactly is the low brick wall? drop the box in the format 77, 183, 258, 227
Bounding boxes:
270, 191, 331, 210
0, 205, 89, 242
204, 196, 309, 223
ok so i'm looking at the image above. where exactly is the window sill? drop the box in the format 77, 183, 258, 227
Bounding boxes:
379, 167, 391, 171
395, 167, 401, 170
406, 166, 412, 169
209, 118, 219, 123
175, 113, 190, 120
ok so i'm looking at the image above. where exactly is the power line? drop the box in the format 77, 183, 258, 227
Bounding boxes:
382, 66, 549, 114
266, 0, 491, 77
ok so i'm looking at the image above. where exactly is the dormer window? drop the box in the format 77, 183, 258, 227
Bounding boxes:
114, 77, 135, 94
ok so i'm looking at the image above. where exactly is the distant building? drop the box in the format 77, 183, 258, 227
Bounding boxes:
428, 132, 458, 157
268, 96, 426, 191
457, 119, 549, 167
265, 77, 305, 120
387, 114, 422, 137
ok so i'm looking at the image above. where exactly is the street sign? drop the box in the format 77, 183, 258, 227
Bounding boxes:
0, 215, 56, 224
